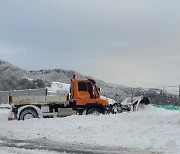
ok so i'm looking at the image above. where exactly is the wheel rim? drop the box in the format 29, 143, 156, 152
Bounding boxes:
89, 109, 101, 115
91, 111, 100, 115
24, 114, 34, 119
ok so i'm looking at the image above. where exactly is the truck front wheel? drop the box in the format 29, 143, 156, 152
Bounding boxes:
86, 108, 101, 115
19, 108, 38, 120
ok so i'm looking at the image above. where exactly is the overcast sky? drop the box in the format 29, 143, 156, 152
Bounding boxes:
0, 0, 180, 88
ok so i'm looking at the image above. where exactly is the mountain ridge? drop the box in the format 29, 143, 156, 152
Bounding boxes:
0, 59, 179, 105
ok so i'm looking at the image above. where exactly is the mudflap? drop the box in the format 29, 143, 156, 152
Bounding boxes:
8, 106, 15, 121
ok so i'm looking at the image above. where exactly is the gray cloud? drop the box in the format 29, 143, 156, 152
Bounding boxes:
0, 0, 180, 87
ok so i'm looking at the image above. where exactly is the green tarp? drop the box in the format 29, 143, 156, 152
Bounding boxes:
151, 104, 180, 111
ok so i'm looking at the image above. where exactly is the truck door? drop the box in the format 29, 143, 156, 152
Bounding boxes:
75, 81, 95, 105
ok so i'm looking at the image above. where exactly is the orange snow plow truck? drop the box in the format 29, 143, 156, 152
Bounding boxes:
9, 76, 149, 120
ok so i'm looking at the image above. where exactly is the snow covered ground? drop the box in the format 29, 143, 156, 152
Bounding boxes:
0, 147, 61, 154
0, 105, 180, 154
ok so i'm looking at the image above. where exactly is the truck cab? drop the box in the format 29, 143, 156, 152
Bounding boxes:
70, 77, 110, 114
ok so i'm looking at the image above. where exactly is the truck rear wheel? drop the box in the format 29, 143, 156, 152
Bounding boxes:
86, 108, 101, 115
19, 108, 38, 120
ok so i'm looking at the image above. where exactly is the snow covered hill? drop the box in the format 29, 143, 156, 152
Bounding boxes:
0, 105, 179, 154
0, 59, 129, 101
1, 59, 180, 105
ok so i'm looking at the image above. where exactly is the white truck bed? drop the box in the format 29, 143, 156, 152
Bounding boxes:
11, 95, 68, 105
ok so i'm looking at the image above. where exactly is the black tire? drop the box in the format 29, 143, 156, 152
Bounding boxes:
140, 97, 150, 105
86, 108, 101, 115
77, 109, 84, 115
19, 108, 38, 120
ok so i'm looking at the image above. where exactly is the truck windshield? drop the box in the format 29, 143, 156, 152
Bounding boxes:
78, 81, 87, 91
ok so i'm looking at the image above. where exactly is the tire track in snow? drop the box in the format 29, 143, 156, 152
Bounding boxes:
0, 136, 163, 154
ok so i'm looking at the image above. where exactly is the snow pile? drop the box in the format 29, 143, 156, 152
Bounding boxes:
0, 109, 10, 121
0, 106, 180, 153
0, 104, 11, 109
100, 96, 116, 105
47, 82, 70, 95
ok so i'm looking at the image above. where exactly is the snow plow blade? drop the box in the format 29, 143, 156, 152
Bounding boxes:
109, 96, 149, 113
120, 96, 149, 111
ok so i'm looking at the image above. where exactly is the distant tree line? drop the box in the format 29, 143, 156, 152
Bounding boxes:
101, 87, 180, 106
128, 89, 180, 106
145, 90, 179, 106
0, 77, 49, 91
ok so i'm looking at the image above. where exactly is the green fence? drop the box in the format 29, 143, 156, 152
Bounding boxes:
151, 104, 180, 111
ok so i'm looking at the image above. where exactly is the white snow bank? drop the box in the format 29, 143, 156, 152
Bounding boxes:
0, 109, 10, 121
0, 104, 11, 109
0, 106, 180, 153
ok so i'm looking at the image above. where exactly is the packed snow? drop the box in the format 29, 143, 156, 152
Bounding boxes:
0, 147, 61, 154
0, 105, 180, 153
100, 96, 116, 105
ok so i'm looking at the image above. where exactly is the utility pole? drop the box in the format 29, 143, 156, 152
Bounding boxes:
179, 85, 180, 103
162, 86, 165, 104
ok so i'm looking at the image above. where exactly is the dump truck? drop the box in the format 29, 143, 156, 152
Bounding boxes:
9, 75, 149, 120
